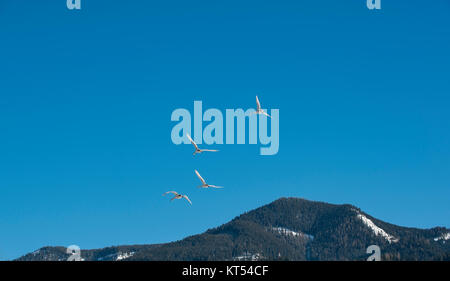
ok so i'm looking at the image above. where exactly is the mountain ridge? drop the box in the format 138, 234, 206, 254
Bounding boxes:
17, 197, 450, 261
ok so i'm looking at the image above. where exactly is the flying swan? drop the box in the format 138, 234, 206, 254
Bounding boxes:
163, 191, 192, 205
195, 170, 223, 189
186, 133, 219, 155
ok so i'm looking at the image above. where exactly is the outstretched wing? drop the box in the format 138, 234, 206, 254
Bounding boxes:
256, 96, 261, 111
186, 133, 199, 150
200, 149, 219, 152
163, 191, 178, 196
262, 111, 271, 118
208, 185, 223, 188
182, 195, 192, 205
195, 170, 207, 185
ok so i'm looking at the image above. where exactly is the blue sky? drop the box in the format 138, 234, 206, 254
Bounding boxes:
0, 0, 449, 260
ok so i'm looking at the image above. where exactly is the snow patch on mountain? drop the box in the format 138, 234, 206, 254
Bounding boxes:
96, 251, 134, 261
272, 227, 301, 237
434, 232, 450, 242
271, 227, 314, 240
232, 251, 262, 261
116, 251, 134, 260
355, 212, 399, 243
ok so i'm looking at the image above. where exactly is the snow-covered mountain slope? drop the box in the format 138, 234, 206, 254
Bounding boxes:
355, 212, 399, 243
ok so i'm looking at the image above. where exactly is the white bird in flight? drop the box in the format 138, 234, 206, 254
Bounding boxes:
163, 191, 192, 205
186, 133, 219, 155
252, 95, 271, 118
195, 170, 223, 189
